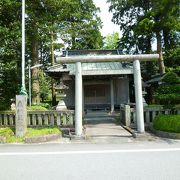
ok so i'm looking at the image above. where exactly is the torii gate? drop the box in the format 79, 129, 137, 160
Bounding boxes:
57, 54, 159, 136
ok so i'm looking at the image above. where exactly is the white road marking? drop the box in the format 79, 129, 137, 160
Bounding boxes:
0, 148, 180, 156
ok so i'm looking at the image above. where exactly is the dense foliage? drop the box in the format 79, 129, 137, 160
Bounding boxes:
154, 72, 180, 107
0, 0, 179, 110
108, 0, 180, 74
153, 115, 180, 133
0, 0, 103, 110
103, 32, 120, 49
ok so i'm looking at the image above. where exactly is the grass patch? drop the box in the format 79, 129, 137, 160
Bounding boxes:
0, 127, 61, 143
153, 115, 180, 133
0, 127, 23, 143
26, 127, 60, 137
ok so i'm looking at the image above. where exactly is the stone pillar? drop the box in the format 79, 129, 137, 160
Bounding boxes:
15, 95, 27, 137
75, 62, 83, 136
82, 81, 85, 116
133, 60, 144, 133
110, 79, 114, 113
124, 105, 131, 126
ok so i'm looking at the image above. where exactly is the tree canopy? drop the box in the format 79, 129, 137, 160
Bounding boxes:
0, 0, 103, 109
154, 72, 180, 108
103, 32, 120, 49
108, 0, 180, 74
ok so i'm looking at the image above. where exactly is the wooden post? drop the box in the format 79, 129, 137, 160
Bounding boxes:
110, 79, 115, 113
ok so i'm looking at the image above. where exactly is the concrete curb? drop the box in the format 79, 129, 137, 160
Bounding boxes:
120, 123, 155, 139
149, 126, 180, 139
25, 133, 62, 143
119, 123, 136, 138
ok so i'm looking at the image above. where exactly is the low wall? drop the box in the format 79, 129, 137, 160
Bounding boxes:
120, 105, 180, 127
0, 110, 74, 127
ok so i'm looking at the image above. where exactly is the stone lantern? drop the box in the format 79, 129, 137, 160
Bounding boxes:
55, 80, 69, 110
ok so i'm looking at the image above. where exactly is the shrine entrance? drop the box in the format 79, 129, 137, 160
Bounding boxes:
57, 53, 159, 136
84, 84, 109, 110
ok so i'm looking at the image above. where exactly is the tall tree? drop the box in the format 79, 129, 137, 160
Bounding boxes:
25, 0, 103, 104
0, 0, 21, 110
26, 0, 68, 104
103, 32, 120, 49
0, 0, 103, 108
61, 0, 103, 50
108, 0, 179, 74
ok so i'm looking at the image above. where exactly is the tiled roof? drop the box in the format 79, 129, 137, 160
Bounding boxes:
47, 50, 133, 76
47, 62, 133, 75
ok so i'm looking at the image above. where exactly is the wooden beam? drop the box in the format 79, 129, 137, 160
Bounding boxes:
56, 54, 159, 64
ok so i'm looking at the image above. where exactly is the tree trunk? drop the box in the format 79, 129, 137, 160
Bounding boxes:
71, 36, 76, 50
50, 32, 56, 105
31, 29, 40, 104
156, 31, 165, 74
163, 28, 171, 50
51, 33, 55, 65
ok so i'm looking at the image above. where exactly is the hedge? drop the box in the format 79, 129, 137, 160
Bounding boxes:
153, 115, 180, 133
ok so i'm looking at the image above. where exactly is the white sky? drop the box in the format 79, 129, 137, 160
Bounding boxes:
93, 0, 121, 37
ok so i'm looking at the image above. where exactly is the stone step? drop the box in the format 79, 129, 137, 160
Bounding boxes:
84, 116, 116, 124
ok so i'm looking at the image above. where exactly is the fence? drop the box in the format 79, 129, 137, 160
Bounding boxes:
0, 110, 74, 127
120, 104, 180, 127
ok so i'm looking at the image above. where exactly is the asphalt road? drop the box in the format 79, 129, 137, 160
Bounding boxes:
0, 140, 180, 180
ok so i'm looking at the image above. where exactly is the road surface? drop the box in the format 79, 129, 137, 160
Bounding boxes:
0, 140, 180, 180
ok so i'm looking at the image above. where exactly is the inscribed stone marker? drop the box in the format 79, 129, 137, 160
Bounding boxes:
15, 95, 27, 137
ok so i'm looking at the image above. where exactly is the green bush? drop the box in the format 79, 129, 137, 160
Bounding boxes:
161, 72, 180, 84
27, 103, 51, 111
154, 72, 180, 108
27, 105, 47, 111
153, 115, 180, 133
35, 103, 51, 109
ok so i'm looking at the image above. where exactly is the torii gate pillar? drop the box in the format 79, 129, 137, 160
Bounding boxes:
75, 62, 83, 136
133, 60, 145, 133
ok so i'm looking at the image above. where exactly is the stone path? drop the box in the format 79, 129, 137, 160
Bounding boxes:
82, 110, 132, 143
85, 123, 132, 137
84, 123, 133, 143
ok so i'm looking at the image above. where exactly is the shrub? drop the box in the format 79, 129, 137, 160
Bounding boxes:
28, 105, 47, 111
154, 72, 180, 108
153, 115, 180, 133
35, 103, 51, 109
28, 103, 51, 110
